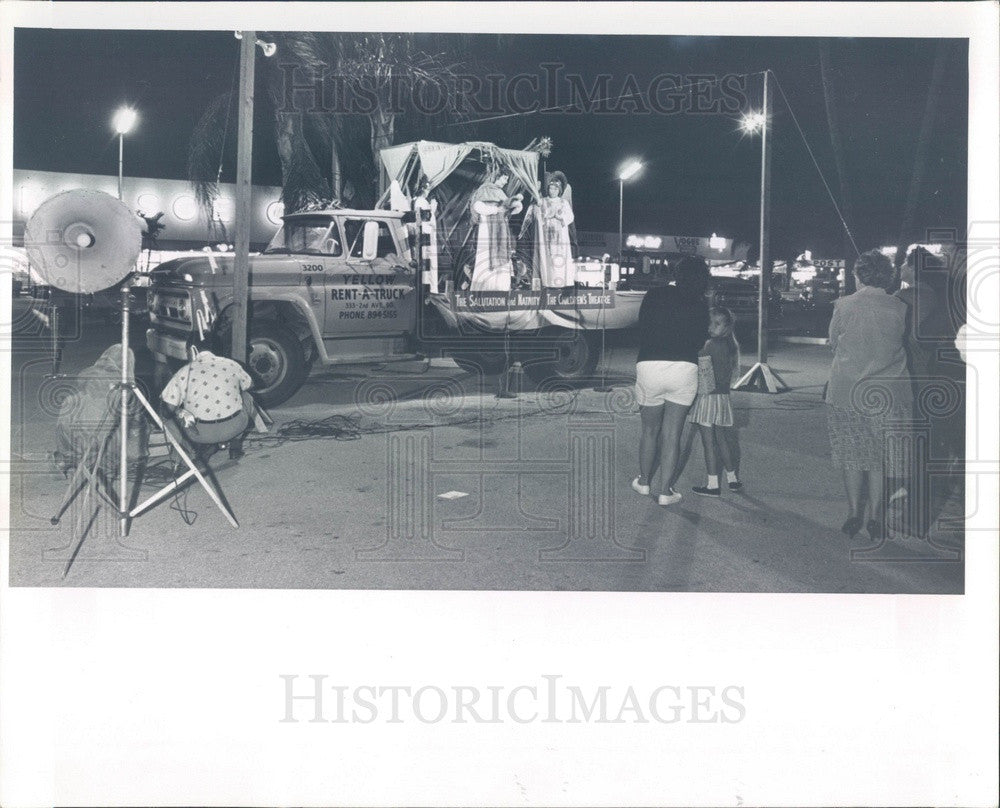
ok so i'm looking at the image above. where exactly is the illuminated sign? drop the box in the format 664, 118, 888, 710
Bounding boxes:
626, 234, 662, 250
625, 233, 734, 260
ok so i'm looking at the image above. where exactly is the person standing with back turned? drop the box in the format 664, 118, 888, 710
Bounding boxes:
632, 256, 710, 506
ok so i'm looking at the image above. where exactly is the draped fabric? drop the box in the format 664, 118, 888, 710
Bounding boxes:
53, 344, 145, 474
534, 196, 576, 287
378, 143, 418, 189
378, 141, 541, 281
469, 181, 514, 291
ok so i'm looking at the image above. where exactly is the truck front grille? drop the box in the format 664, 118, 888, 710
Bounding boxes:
150, 291, 192, 325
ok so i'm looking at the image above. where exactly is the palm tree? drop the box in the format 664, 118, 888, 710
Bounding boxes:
187, 32, 471, 220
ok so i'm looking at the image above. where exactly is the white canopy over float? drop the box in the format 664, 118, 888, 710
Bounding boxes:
378, 140, 540, 279
378, 139, 643, 333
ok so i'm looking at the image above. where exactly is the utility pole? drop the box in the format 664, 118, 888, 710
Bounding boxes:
618, 178, 624, 262
757, 68, 773, 365
734, 69, 788, 394
232, 31, 256, 365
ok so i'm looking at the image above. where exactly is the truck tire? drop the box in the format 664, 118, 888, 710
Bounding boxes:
451, 350, 509, 375
522, 329, 600, 385
246, 322, 308, 407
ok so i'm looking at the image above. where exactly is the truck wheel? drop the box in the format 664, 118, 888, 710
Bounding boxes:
246, 323, 308, 407
522, 329, 600, 384
451, 350, 509, 375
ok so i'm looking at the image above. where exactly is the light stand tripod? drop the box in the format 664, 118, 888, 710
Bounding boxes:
53, 282, 238, 557
116, 284, 239, 534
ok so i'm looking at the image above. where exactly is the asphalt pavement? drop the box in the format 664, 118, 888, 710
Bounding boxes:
6, 315, 964, 591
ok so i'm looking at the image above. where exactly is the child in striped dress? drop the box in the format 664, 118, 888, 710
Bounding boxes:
688, 307, 743, 496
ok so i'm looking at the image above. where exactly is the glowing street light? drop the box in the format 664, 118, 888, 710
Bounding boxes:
740, 110, 766, 134
112, 106, 138, 201
732, 73, 788, 393
618, 160, 643, 182
616, 159, 643, 261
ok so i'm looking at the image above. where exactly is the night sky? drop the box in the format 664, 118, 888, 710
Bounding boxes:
14, 28, 968, 260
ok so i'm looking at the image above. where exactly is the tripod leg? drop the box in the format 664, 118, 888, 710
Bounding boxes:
130, 387, 238, 528
65, 475, 100, 577
51, 461, 90, 525
130, 468, 197, 516
51, 437, 101, 525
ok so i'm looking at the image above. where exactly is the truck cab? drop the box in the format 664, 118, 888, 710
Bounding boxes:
147, 209, 421, 405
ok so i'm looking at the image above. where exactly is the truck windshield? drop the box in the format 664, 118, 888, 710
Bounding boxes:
263, 217, 341, 255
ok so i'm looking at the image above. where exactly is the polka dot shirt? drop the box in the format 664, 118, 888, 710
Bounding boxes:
161, 350, 253, 421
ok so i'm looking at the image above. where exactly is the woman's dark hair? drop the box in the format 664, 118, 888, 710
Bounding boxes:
904, 246, 948, 289
853, 249, 895, 290
675, 256, 710, 295
709, 305, 735, 327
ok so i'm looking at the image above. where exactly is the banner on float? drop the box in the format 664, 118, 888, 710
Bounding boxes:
451, 289, 615, 312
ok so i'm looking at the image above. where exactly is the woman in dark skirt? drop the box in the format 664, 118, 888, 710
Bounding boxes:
826, 250, 913, 538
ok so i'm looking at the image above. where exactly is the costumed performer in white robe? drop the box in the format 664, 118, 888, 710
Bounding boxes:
469, 173, 522, 291
532, 171, 576, 288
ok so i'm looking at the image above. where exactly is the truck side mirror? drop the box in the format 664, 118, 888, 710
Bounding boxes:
362, 221, 380, 261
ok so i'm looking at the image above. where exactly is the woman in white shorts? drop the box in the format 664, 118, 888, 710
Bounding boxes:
632, 257, 710, 505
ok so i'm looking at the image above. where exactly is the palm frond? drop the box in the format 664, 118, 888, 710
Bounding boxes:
187, 91, 233, 223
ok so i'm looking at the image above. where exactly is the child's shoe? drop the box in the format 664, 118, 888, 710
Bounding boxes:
692, 485, 721, 497
631, 477, 651, 496
657, 489, 682, 506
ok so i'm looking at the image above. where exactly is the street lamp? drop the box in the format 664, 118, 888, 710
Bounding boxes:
732, 73, 788, 394
591, 159, 643, 394
112, 106, 138, 201
617, 159, 643, 261
739, 110, 766, 134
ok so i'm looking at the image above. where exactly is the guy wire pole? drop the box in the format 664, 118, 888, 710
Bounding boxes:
617, 178, 624, 263
119, 284, 130, 536
757, 69, 771, 365
734, 69, 788, 394
232, 30, 256, 365
117, 133, 124, 201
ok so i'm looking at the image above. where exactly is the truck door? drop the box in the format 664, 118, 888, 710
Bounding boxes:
325, 217, 417, 338
293, 220, 342, 321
